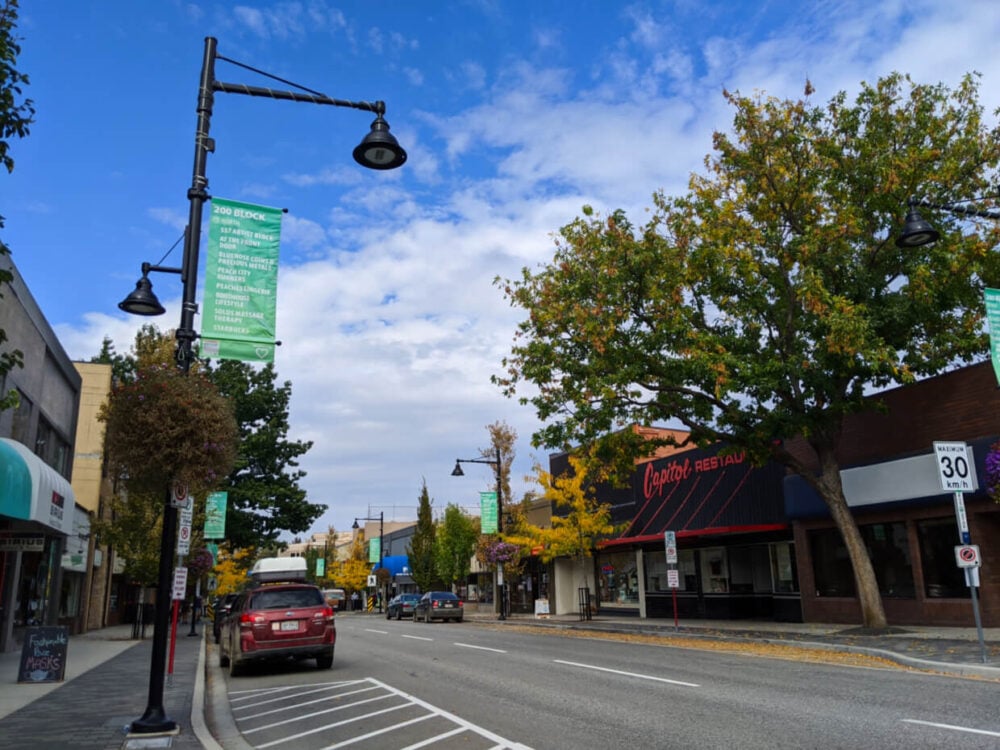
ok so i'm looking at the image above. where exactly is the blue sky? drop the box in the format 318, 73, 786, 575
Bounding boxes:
4, 1, 1000, 538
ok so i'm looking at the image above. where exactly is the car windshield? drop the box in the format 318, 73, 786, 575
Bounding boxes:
250, 588, 323, 610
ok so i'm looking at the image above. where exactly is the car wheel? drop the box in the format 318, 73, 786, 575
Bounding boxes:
386, 609, 392, 620
219, 641, 230, 667
228, 652, 243, 677
396, 610, 402, 621
316, 650, 334, 669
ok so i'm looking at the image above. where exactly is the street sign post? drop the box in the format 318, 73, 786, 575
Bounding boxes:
177, 507, 192, 556
932, 442, 987, 664
664, 530, 679, 629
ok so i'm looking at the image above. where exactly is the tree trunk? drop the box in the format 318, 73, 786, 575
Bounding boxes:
814, 452, 888, 630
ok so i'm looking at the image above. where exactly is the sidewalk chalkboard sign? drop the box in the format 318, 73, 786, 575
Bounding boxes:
17, 626, 68, 683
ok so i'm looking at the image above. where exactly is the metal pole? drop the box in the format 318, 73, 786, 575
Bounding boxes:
378, 512, 384, 613
953, 491, 988, 664
131, 36, 217, 736
494, 447, 506, 620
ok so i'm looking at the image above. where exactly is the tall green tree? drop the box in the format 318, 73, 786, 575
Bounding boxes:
434, 504, 479, 590
0, 0, 32, 411
497, 73, 1000, 630
407, 480, 437, 592
207, 359, 322, 548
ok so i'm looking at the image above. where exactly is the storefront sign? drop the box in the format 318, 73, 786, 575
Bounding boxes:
201, 197, 282, 363
0, 534, 44, 552
17, 626, 68, 683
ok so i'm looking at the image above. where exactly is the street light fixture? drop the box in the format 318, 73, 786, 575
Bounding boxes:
353, 512, 384, 612
895, 196, 1000, 248
451, 446, 507, 619
118, 37, 405, 735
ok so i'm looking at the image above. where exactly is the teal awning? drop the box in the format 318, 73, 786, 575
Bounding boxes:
0, 438, 73, 533
0, 438, 32, 520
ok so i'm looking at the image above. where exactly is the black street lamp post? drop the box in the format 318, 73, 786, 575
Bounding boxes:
353, 513, 384, 612
451, 446, 506, 619
119, 37, 405, 735
895, 195, 992, 664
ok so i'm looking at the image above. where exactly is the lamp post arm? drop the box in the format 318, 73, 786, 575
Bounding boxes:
213, 80, 384, 115
908, 196, 1000, 221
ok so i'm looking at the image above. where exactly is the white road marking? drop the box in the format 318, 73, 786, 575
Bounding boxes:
364, 628, 389, 634
454, 642, 508, 653
233, 684, 381, 719
553, 659, 700, 687
902, 719, 1000, 738
232, 676, 532, 749
368, 678, 534, 749
401, 634, 433, 641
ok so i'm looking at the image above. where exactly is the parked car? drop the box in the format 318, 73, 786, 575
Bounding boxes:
212, 593, 239, 644
414, 591, 463, 623
386, 593, 422, 620
322, 588, 347, 610
219, 558, 335, 676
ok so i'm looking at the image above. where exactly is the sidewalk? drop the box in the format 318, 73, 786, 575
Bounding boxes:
0, 623, 214, 749
0, 612, 996, 750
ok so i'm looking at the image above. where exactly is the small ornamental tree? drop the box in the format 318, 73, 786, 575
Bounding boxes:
100, 362, 239, 498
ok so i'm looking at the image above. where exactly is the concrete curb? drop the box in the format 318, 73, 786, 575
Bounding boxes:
191, 634, 223, 750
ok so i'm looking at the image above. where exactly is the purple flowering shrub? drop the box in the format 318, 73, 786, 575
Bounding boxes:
985, 441, 1000, 501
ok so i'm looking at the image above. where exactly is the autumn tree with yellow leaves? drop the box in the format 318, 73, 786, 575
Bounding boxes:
504, 455, 615, 595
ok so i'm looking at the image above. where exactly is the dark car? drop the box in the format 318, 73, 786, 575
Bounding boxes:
414, 591, 463, 623
212, 593, 239, 644
219, 582, 335, 676
386, 593, 422, 620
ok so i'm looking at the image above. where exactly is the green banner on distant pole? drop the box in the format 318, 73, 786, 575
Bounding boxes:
368, 537, 381, 564
201, 197, 282, 363
986, 288, 1000, 386
480, 491, 498, 534
204, 491, 228, 539
315, 558, 326, 578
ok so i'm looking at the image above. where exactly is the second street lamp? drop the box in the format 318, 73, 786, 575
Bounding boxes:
451, 447, 507, 620
353, 513, 384, 612
118, 37, 405, 736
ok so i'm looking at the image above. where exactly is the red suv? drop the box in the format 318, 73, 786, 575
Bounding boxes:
219, 581, 335, 676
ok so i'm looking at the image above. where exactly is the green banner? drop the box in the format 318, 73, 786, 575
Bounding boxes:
206, 542, 219, 566
315, 558, 326, 577
201, 197, 282, 363
204, 491, 228, 539
368, 536, 381, 564
986, 288, 1000, 386
480, 491, 498, 534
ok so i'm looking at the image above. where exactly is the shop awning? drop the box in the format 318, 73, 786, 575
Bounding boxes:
372, 554, 411, 576
0, 438, 74, 534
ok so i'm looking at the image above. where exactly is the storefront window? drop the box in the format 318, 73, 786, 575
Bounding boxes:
700, 547, 729, 593
769, 541, 799, 593
917, 518, 970, 599
810, 522, 915, 598
597, 550, 640, 606
728, 545, 772, 593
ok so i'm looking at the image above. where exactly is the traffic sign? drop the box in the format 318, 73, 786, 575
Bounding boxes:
170, 481, 192, 510
666, 570, 680, 589
664, 530, 677, 564
933, 442, 978, 493
172, 567, 189, 600
177, 507, 192, 555
955, 545, 981, 568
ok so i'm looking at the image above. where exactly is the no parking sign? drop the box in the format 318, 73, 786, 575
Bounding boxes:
955, 545, 981, 568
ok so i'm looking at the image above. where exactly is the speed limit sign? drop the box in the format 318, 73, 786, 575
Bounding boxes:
933, 442, 978, 493
955, 545, 981, 568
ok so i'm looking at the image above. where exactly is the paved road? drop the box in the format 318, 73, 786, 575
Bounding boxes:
215, 617, 1000, 750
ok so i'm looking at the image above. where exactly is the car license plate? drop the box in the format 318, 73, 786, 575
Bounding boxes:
274, 620, 299, 632
442, 602, 453, 608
